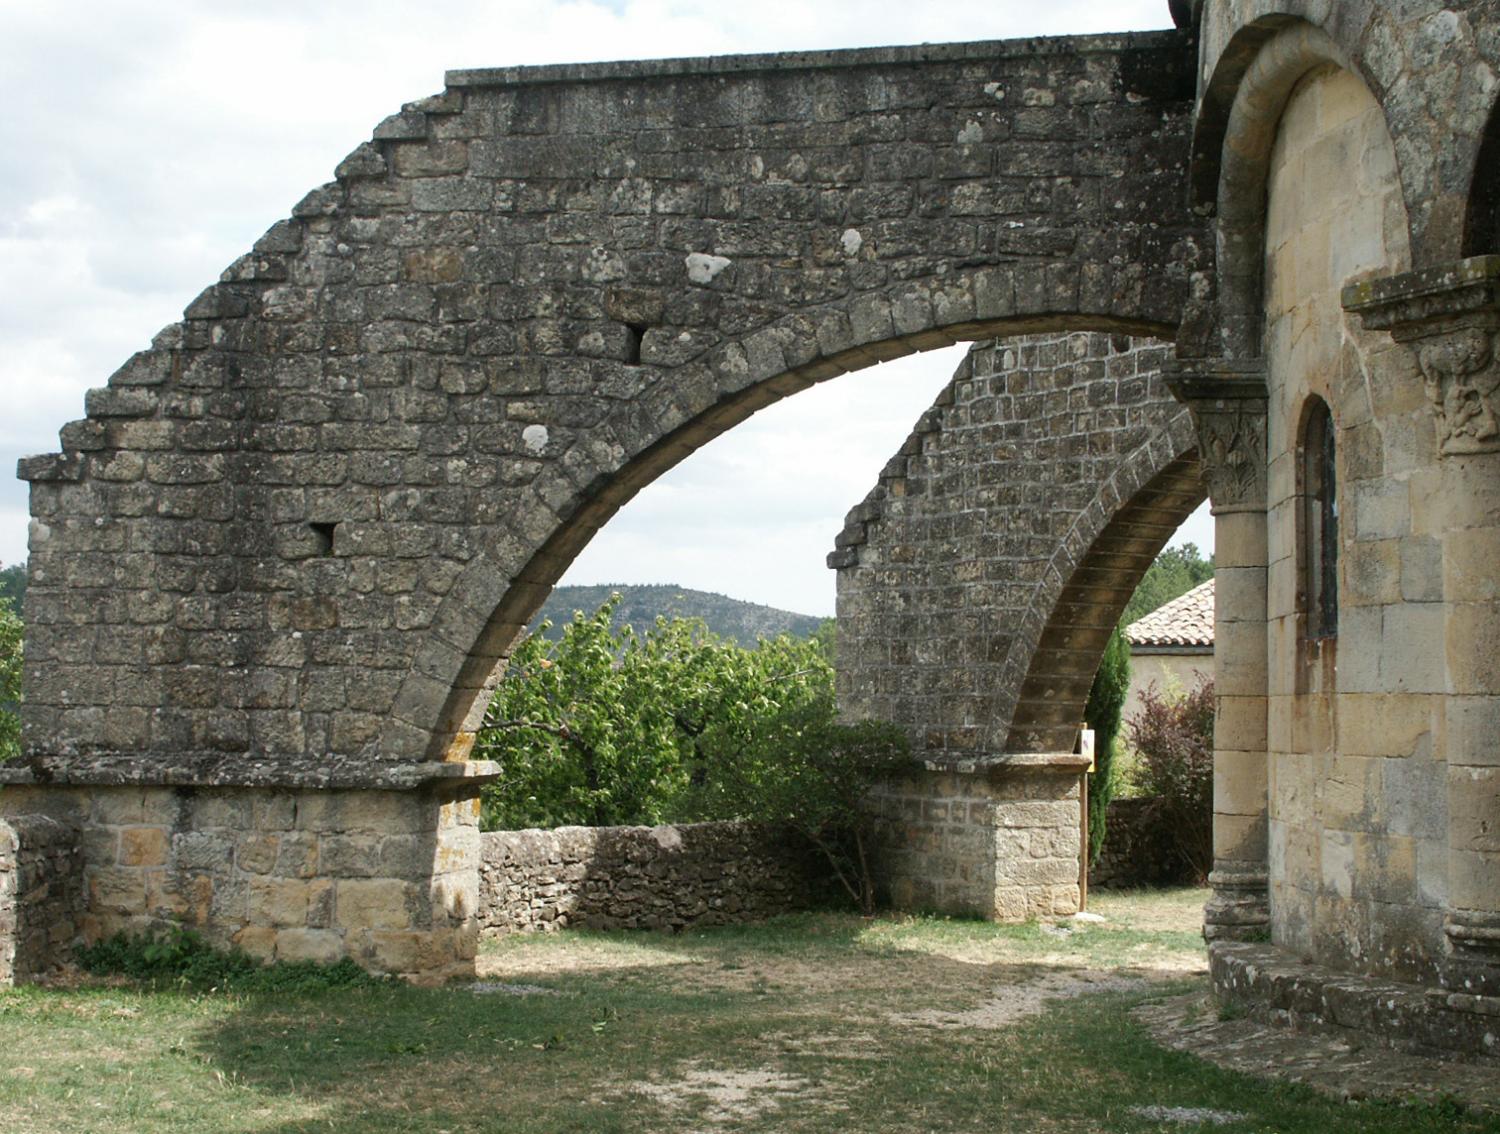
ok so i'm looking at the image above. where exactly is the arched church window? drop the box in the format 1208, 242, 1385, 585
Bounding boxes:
1301, 397, 1337, 638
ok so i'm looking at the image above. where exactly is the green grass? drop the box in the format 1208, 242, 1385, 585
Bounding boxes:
0, 889, 1492, 1133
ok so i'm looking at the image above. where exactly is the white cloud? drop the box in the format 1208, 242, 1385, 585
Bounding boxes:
0, 0, 1194, 588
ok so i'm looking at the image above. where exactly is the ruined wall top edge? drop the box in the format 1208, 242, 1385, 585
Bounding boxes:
446, 29, 1189, 90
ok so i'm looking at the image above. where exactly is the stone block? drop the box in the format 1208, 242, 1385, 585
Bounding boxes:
275, 928, 345, 965
117, 826, 169, 867
336, 879, 414, 931
248, 878, 316, 928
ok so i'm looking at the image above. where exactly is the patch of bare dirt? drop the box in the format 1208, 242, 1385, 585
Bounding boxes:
891, 968, 1148, 1030
625, 1063, 827, 1129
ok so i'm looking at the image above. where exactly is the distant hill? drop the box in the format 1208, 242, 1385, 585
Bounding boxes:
533, 584, 824, 648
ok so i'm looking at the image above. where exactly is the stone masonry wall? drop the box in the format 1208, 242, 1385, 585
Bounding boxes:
16, 32, 1207, 776
1088, 796, 1195, 890
477, 822, 821, 933
868, 761, 1084, 918
833, 331, 1200, 761
0, 782, 482, 982
0, 814, 83, 985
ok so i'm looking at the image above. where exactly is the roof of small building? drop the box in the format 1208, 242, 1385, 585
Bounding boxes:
1126, 578, 1214, 649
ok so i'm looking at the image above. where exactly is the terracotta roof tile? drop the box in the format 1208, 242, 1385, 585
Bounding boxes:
1126, 578, 1214, 648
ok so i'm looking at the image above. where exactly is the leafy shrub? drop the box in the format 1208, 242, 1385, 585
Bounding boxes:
687, 692, 910, 915
476, 596, 834, 831
0, 595, 21, 761
1128, 675, 1215, 881
76, 926, 384, 992
1083, 625, 1130, 864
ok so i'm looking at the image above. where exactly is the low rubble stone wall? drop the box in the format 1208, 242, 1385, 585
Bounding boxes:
478, 821, 822, 933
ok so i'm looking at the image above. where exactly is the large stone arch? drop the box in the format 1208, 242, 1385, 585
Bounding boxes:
2, 32, 1212, 979
16, 32, 1207, 779
408, 306, 1180, 765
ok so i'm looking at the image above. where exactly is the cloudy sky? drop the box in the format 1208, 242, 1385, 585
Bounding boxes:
1, 0, 1209, 617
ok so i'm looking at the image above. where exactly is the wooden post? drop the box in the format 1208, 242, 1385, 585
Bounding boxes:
1078, 727, 1095, 911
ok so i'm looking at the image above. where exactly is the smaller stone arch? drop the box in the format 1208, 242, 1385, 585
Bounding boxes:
833, 329, 1199, 918
1002, 447, 1203, 753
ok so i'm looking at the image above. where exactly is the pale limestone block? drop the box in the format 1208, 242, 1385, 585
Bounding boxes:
1267, 695, 1293, 753
1383, 756, 1447, 840
1320, 754, 1383, 832
1342, 538, 1401, 608
1289, 693, 1334, 754
1214, 811, 1266, 862
118, 826, 169, 868
1446, 696, 1500, 767
1449, 766, 1500, 854
1449, 849, 1500, 912
89, 867, 146, 914
1338, 692, 1438, 758
1269, 751, 1319, 829
92, 788, 178, 827
1444, 602, 1500, 695
1320, 829, 1355, 900
1215, 511, 1269, 570
336, 878, 414, 931
275, 928, 344, 965
1214, 566, 1265, 624
1216, 694, 1268, 754
189, 793, 253, 830
247, 877, 314, 928
1213, 749, 1268, 817
1414, 837, 1448, 910
1215, 619, 1268, 695
252, 793, 297, 832
1333, 605, 1382, 692
1444, 526, 1500, 603
232, 925, 277, 962
235, 834, 280, 875
1280, 821, 1321, 887
1383, 602, 1449, 692
1352, 478, 1410, 542
1267, 557, 1298, 621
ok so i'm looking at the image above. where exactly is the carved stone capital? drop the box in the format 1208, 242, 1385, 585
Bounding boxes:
1163, 359, 1268, 513
1344, 256, 1500, 457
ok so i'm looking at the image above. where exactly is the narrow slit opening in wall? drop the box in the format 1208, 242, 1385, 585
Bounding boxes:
624, 323, 647, 365
309, 522, 337, 557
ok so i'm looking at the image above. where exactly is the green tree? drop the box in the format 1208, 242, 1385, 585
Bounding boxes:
0, 563, 24, 612
0, 595, 22, 761
1121, 542, 1214, 625
1083, 624, 1130, 864
475, 597, 685, 829
475, 596, 835, 831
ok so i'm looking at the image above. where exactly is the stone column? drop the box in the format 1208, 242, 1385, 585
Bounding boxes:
1166, 361, 1271, 940
1346, 257, 1500, 995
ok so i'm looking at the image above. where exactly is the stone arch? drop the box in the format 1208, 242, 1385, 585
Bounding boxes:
1463, 93, 1500, 256
16, 34, 1210, 777
1205, 21, 1370, 358
398, 305, 1180, 763
1001, 445, 1203, 753
833, 330, 1197, 761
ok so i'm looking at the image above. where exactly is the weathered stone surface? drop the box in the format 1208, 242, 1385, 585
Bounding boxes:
16, 32, 1207, 776
835, 331, 1201, 762
0, 815, 83, 986
477, 822, 822, 933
